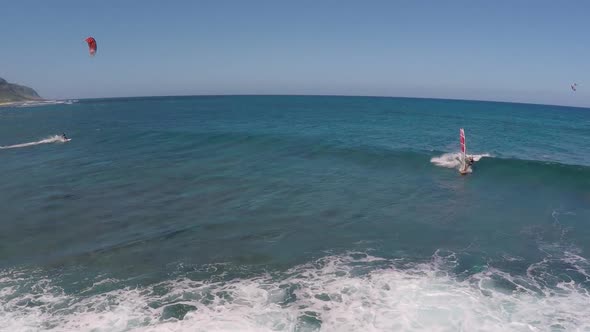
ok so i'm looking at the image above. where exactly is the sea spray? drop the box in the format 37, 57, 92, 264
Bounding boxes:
1, 253, 590, 331
430, 152, 491, 169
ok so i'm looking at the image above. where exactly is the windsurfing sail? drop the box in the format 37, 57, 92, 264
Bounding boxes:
460, 128, 467, 172
85, 37, 97, 56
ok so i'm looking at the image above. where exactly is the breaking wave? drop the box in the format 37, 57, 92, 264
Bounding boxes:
15, 100, 78, 108
1, 252, 589, 332
430, 152, 491, 169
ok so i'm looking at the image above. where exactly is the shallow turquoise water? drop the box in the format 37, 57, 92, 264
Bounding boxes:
0, 96, 589, 331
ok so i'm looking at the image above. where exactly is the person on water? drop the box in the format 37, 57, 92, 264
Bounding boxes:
460, 155, 474, 174
61, 133, 68, 140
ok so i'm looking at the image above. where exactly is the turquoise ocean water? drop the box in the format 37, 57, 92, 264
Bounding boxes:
0, 96, 589, 331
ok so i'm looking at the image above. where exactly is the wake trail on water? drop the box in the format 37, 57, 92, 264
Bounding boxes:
430, 152, 491, 169
0, 135, 69, 150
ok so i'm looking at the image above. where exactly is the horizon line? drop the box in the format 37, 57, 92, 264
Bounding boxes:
70, 93, 590, 110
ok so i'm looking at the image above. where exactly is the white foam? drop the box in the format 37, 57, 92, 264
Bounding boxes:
0, 135, 70, 150
1, 253, 589, 332
430, 152, 491, 170
11, 100, 78, 108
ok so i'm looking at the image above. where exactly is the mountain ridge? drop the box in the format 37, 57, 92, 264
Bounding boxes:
0, 77, 42, 103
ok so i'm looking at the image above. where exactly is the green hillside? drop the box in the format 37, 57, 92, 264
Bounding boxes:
0, 77, 42, 102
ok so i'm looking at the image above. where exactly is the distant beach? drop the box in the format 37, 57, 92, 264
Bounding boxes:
0, 100, 75, 108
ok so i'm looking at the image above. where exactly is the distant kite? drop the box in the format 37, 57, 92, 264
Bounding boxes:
571, 83, 578, 92
85, 37, 97, 56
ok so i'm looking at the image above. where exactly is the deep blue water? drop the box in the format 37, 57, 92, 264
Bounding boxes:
0, 96, 589, 331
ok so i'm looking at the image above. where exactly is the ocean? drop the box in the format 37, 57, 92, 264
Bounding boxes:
0, 96, 589, 331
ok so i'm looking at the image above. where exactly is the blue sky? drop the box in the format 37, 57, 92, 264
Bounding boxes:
1, 0, 589, 106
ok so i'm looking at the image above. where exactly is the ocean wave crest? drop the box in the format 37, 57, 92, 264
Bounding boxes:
1, 252, 589, 331
430, 152, 491, 169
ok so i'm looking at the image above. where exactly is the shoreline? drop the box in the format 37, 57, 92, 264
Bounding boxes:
0, 101, 18, 107
0, 99, 59, 108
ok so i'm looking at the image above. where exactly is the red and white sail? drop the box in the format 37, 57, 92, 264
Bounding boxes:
460, 128, 466, 154
460, 128, 467, 172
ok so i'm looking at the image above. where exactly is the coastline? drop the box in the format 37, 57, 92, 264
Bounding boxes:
0, 100, 40, 107
0, 101, 17, 107
0, 99, 69, 108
